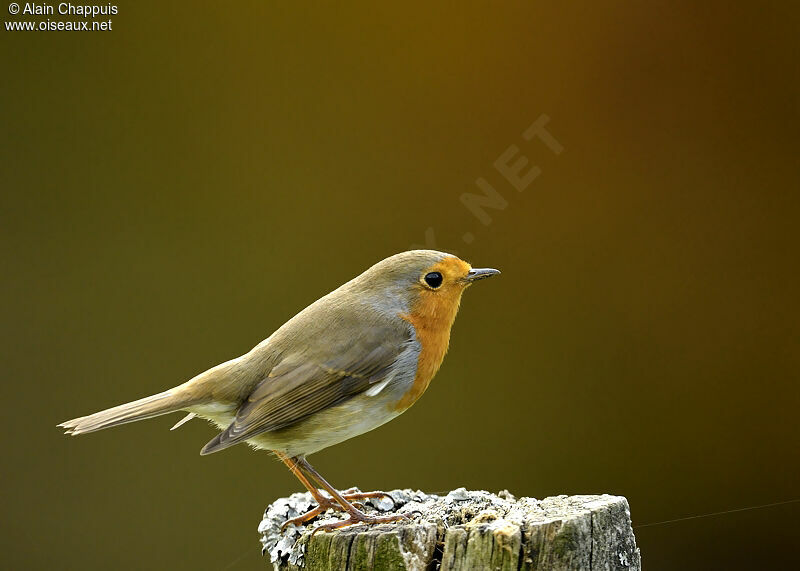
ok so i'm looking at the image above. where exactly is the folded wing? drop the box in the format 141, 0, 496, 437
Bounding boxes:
200, 324, 410, 455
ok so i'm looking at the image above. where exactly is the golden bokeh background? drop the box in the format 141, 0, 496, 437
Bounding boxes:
2, 2, 798, 569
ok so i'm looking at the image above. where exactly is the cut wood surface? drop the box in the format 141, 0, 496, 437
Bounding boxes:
259, 488, 641, 570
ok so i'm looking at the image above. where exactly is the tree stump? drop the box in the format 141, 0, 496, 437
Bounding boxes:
259, 488, 641, 570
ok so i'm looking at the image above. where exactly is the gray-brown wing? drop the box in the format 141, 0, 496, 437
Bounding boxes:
200, 325, 409, 455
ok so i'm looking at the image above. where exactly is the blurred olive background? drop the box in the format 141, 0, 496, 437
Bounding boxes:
2, 2, 799, 569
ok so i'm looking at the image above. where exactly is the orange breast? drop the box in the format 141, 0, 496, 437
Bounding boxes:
392, 260, 468, 411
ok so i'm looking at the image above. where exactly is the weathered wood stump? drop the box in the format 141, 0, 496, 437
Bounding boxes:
259, 488, 641, 570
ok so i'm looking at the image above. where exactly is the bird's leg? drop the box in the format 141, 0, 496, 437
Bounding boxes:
290, 457, 395, 510
295, 456, 409, 533
282, 455, 394, 507
276, 452, 397, 530
275, 452, 330, 505
276, 452, 335, 528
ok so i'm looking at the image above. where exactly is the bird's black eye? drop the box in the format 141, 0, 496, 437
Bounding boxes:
424, 272, 443, 289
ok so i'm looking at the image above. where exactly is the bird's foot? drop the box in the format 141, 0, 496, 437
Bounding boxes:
337, 488, 396, 508
310, 510, 410, 535
281, 489, 396, 530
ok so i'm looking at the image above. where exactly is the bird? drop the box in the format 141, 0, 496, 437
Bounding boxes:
59, 250, 500, 531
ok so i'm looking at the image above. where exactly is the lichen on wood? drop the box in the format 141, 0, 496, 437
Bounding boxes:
259, 488, 641, 570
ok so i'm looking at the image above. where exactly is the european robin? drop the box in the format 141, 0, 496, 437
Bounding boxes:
60, 250, 500, 530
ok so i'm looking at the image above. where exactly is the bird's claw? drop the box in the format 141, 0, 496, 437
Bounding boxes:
342, 490, 396, 509
310, 512, 410, 536
281, 505, 327, 531
280, 490, 397, 531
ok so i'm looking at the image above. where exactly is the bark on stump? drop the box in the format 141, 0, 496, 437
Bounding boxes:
259, 488, 641, 570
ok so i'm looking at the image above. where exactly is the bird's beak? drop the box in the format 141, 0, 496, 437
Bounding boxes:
464, 268, 501, 283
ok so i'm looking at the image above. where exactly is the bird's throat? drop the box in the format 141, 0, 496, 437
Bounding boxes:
393, 286, 464, 411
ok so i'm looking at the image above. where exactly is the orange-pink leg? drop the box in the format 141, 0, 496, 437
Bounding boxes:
293, 456, 408, 533
274, 452, 405, 532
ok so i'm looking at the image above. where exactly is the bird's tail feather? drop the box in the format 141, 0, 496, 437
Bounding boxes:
59, 389, 195, 435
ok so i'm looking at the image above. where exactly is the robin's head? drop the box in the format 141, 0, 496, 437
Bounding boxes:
351, 250, 500, 319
